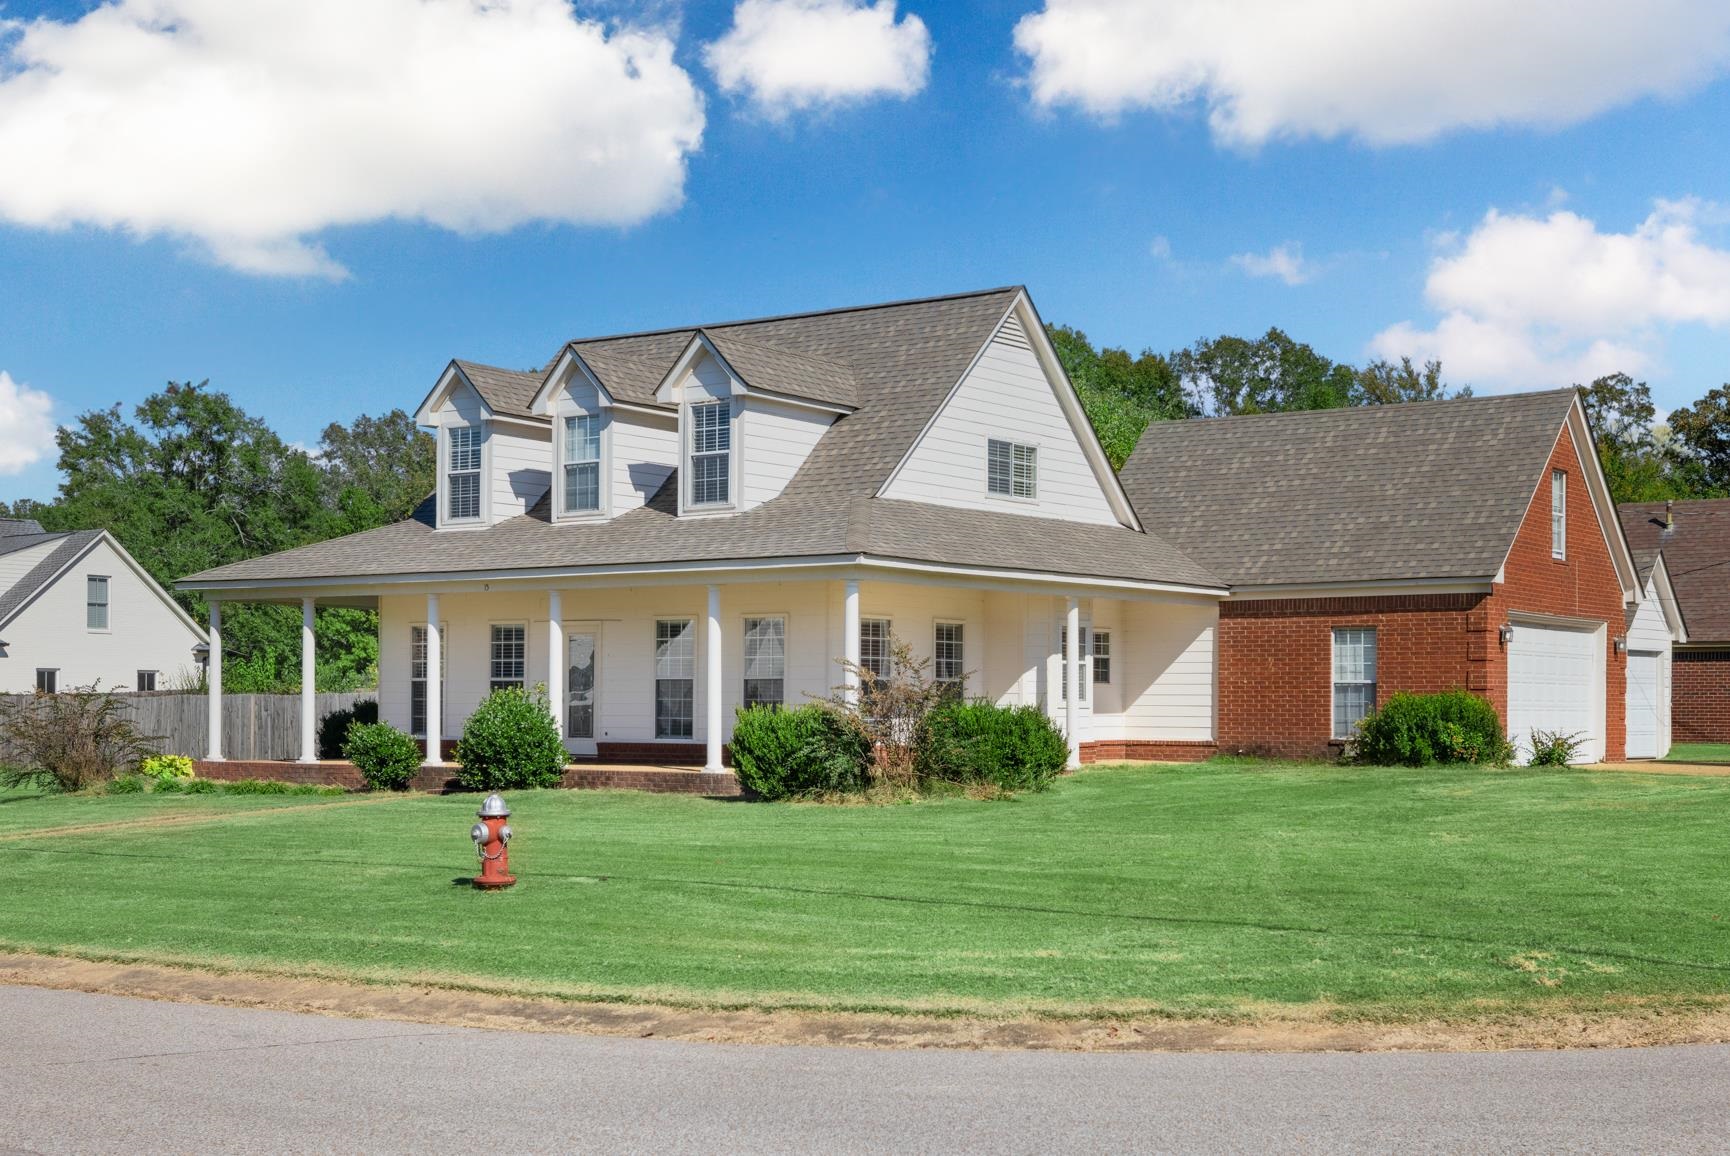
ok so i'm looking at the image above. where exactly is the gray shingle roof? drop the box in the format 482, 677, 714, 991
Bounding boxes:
1620, 500, 1730, 640
0, 518, 46, 538
0, 530, 101, 628
704, 331, 858, 408
454, 360, 544, 418
1119, 389, 1579, 588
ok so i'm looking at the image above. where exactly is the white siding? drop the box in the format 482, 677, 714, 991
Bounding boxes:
1626, 571, 1675, 757
612, 412, 678, 514
880, 313, 1121, 525
741, 397, 830, 508
0, 538, 205, 694
1116, 600, 1217, 742
0, 540, 60, 590
488, 423, 551, 523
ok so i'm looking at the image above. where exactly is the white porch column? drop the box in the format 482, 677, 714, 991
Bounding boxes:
1064, 596, 1081, 770
206, 599, 223, 762
298, 597, 317, 763
704, 584, 724, 773
424, 594, 442, 766
546, 589, 564, 740
842, 579, 861, 705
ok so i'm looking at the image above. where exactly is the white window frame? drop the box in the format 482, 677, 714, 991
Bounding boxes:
1060, 625, 1091, 704
1332, 627, 1378, 740
987, 438, 1038, 500
1550, 469, 1566, 560
859, 617, 893, 683
655, 618, 696, 738
444, 424, 485, 526
86, 575, 110, 632
556, 410, 607, 520
136, 670, 157, 693
488, 622, 527, 694
934, 620, 966, 694
742, 615, 787, 709
410, 622, 448, 738
35, 668, 57, 694
1092, 630, 1111, 686
686, 399, 734, 510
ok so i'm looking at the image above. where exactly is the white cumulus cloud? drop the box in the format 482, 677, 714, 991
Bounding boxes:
0, 372, 56, 477
0, 0, 706, 278
705, 0, 931, 118
1231, 242, 1311, 285
1369, 200, 1730, 388
1013, 0, 1730, 146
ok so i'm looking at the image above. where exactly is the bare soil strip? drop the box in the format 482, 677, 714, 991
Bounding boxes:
0, 794, 411, 843
1589, 761, 1730, 777
4, 951, 1728, 1054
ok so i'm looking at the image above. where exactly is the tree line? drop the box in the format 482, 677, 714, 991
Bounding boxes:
9, 335, 1727, 690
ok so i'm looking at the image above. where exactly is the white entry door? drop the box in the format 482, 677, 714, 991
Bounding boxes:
1625, 651, 1662, 760
566, 629, 599, 757
1507, 621, 1600, 763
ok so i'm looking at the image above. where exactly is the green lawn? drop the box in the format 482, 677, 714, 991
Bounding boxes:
2, 762, 1727, 1021
1662, 742, 1730, 764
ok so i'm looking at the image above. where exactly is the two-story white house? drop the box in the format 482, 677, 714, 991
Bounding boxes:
180, 287, 1229, 772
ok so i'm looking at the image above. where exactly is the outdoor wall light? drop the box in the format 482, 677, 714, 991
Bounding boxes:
1498, 623, 1515, 645
1614, 635, 1628, 655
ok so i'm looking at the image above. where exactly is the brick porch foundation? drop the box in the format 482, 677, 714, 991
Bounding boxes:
1079, 740, 1216, 763
192, 759, 743, 796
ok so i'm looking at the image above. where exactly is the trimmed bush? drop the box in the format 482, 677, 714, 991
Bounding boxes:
913, 701, 1069, 792
730, 704, 872, 800
319, 699, 379, 759
454, 686, 568, 792
343, 721, 423, 791
139, 754, 195, 785
1352, 689, 1511, 767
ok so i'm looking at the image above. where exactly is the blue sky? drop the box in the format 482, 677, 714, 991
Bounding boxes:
4, 0, 1730, 503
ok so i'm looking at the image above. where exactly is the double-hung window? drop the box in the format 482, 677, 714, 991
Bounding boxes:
1332, 628, 1377, 739
489, 624, 526, 693
563, 414, 602, 515
410, 624, 447, 736
689, 401, 731, 506
987, 439, 1037, 498
743, 616, 786, 708
447, 426, 483, 522
859, 618, 893, 683
655, 619, 695, 737
86, 576, 109, 630
1550, 470, 1566, 559
1092, 631, 1111, 685
934, 622, 965, 696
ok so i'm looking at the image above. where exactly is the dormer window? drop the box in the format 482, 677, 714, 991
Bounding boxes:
690, 401, 731, 506
563, 414, 602, 514
446, 426, 483, 522
988, 438, 1037, 499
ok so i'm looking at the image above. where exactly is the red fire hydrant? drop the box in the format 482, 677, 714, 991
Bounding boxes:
469, 793, 516, 890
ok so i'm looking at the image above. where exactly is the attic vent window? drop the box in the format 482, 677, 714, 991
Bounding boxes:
689, 401, 731, 506
447, 426, 482, 521
987, 439, 1037, 499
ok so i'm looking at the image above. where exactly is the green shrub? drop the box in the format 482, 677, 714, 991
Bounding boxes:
1353, 689, 1511, 767
150, 776, 187, 794
319, 699, 379, 759
105, 774, 144, 795
342, 721, 423, 791
0, 685, 160, 792
730, 705, 872, 799
913, 701, 1069, 792
139, 754, 195, 784
1527, 729, 1584, 767
183, 777, 220, 794
220, 779, 345, 796
454, 686, 568, 792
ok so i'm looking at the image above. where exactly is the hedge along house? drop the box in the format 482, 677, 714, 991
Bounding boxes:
1119, 389, 1671, 762
1618, 501, 1730, 744
178, 288, 1229, 779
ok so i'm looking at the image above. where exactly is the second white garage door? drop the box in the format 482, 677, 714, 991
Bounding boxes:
1507, 622, 1601, 764
1625, 651, 1662, 759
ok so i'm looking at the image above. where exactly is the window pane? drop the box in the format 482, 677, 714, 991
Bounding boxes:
564, 461, 600, 512
1013, 443, 1037, 497
87, 576, 108, 629
449, 426, 482, 471
1551, 470, 1566, 556
934, 622, 964, 684
691, 451, 729, 505
988, 440, 1012, 495
36, 669, 56, 694
692, 401, 730, 452
565, 414, 601, 463
1333, 683, 1375, 738
568, 633, 595, 739
656, 678, 694, 738
860, 618, 892, 680
1093, 631, 1111, 685
137, 671, 156, 692
490, 624, 526, 687
448, 472, 480, 520
656, 619, 694, 678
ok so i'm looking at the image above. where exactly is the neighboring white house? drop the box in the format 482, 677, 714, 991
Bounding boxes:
181, 287, 1232, 769
0, 520, 208, 695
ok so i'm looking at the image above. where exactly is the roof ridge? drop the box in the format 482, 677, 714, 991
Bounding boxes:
565, 285, 1023, 349
1141, 387, 1577, 431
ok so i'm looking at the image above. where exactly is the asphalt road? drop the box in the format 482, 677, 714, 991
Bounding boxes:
2, 987, 1728, 1154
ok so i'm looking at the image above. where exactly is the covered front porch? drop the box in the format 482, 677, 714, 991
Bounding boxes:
189, 560, 1223, 786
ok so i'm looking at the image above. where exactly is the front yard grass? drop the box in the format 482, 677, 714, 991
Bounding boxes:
1, 761, 1727, 1023
1662, 742, 1730, 765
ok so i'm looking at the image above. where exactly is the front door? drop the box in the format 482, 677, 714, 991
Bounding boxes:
567, 629, 599, 757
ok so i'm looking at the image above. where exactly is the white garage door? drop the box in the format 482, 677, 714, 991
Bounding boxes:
1507, 622, 1600, 763
1625, 651, 1662, 760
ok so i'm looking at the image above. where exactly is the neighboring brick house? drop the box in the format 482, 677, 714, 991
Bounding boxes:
1121, 390, 1665, 761
1620, 501, 1730, 743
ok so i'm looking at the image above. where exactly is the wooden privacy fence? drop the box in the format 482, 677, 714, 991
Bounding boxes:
0, 692, 373, 762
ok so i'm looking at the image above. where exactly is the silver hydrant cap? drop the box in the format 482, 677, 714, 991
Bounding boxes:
478, 793, 510, 818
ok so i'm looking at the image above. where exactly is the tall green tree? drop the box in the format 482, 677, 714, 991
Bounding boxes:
317, 408, 436, 528
1666, 384, 1730, 497
1172, 328, 1362, 416
1352, 357, 1462, 405
1047, 325, 1191, 467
